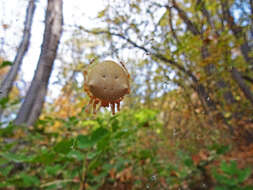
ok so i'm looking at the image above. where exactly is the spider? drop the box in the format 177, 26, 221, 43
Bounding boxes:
83, 60, 130, 115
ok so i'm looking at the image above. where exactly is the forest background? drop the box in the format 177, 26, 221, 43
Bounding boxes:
0, 0, 253, 189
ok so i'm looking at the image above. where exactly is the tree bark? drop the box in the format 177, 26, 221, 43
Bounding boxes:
231, 67, 253, 105
15, 0, 63, 126
250, 0, 253, 38
0, 0, 36, 119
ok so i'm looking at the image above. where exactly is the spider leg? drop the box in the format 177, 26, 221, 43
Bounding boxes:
95, 101, 102, 114
83, 70, 88, 83
116, 101, 120, 112
110, 103, 115, 115
85, 98, 93, 113
93, 99, 99, 114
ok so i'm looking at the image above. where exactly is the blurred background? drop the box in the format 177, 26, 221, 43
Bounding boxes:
0, 0, 253, 189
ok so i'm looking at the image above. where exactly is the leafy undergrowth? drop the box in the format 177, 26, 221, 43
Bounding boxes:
0, 108, 252, 190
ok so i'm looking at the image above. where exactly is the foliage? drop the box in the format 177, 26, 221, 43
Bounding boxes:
0, 109, 159, 189
212, 160, 252, 190
0, 61, 13, 69
1, 106, 253, 189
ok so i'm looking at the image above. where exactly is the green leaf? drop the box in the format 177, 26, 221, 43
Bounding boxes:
0, 123, 15, 137
54, 139, 73, 154
65, 116, 79, 128
241, 186, 253, 190
220, 160, 238, 175
0, 152, 35, 163
0, 61, 12, 69
139, 150, 152, 160
114, 130, 128, 139
82, 120, 99, 128
214, 186, 230, 190
67, 150, 84, 161
34, 151, 56, 164
45, 184, 58, 190
217, 146, 230, 155
77, 135, 93, 149
77, 128, 109, 150
238, 168, 251, 183
87, 151, 99, 160
102, 163, 113, 172
97, 7, 108, 18
159, 10, 169, 27
214, 172, 237, 186
97, 135, 111, 151
0, 165, 13, 176
19, 173, 40, 187
90, 127, 109, 143
111, 118, 119, 132
135, 109, 157, 126
0, 97, 9, 108
45, 164, 62, 176
209, 144, 230, 155
184, 157, 194, 167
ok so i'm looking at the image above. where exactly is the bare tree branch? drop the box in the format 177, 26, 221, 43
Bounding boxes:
167, 7, 180, 44
171, 0, 200, 35
81, 28, 199, 82
243, 75, 253, 84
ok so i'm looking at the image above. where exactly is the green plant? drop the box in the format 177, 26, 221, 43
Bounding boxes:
212, 160, 252, 190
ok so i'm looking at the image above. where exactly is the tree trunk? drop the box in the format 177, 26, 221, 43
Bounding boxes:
14, 0, 63, 126
0, 0, 36, 119
250, 0, 253, 38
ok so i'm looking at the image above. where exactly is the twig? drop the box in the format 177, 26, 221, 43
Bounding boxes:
40, 179, 79, 188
